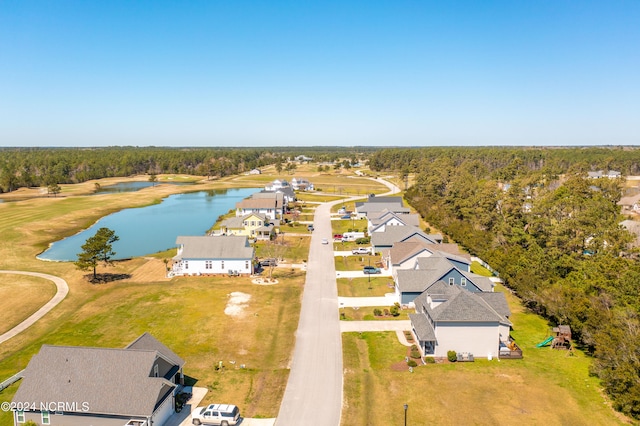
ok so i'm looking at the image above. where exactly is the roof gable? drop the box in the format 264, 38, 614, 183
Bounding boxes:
176, 236, 254, 260
13, 344, 173, 417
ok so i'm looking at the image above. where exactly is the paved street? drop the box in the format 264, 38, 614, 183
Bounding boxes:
276, 178, 400, 425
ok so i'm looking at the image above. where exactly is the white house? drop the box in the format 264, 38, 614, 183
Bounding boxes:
291, 177, 314, 191
409, 282, 512, 358
265, 179, 290, 191
172, 235, 255, 276
367, 210, 421, 234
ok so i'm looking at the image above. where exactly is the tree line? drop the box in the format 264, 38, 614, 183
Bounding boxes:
0, 146, 375, 193
370, 146, 640, 419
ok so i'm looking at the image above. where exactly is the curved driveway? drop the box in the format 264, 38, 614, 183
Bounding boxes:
276, 178, 399, 425
0, 270, 69, 345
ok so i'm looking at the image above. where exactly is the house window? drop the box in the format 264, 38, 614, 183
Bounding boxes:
184, 261, 189, 270
205, 261, 212, 270
16, 411, 25, 423
251, 221, 255, 226
153, 364, 159, 377
42, 411, 50, 425
449, 277, 454, 285
221, 261, 225, 269
461, 278, 467, 286
245, 261, 249, 269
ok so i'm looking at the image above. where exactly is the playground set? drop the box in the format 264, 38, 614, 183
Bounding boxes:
536, 325, 572, 350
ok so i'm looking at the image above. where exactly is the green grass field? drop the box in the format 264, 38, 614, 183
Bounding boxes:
337, 277, 395, 297
341, 285, 631, 425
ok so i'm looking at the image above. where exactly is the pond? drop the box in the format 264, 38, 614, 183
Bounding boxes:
38, 188, 258, 261
92, 181, 195, 194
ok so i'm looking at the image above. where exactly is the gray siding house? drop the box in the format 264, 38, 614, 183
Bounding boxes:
12, 333, 185, 426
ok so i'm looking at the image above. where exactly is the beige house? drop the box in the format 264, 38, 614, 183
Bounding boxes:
218, 212, 279, 240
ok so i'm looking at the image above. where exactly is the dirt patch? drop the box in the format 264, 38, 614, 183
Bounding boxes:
252, 278, 279, 285
225, 292, 251, 317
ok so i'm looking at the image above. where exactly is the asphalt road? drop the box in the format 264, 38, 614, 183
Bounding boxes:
276, 178, 400, 426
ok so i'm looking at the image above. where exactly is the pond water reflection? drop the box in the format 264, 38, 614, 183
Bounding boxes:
38, 188, 258, 261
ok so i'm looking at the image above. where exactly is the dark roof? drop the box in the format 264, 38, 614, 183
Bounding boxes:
175, 236, 254, 260
127, 332, 185, 367
476, 293, 511, 318
12, 334, 182, 417
409, 313, 436, 341
426, 287, 510, 324
371, 226, 439, 247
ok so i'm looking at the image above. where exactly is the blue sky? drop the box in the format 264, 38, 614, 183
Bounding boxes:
1, 1, 638, 147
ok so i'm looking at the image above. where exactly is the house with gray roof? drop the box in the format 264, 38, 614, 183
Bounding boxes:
172, 235, 255, 276
393, 253, 493, 305
371, 225, 442, 253
382, 240, 469, 275
12, 333, 184, 426
409, 283, 511, 358
367, 210, 421, 234
236, 194, 284, 220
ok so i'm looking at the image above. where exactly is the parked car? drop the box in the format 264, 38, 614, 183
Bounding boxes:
192, 403, 240, 425
333, 234, 343, 240
321, 238, 329, 245
363, 266, 381, 274
352, 247, 370, 255
307, 224, 314, 231
260, 258, 277, 267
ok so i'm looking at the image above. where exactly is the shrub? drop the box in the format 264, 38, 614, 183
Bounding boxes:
411, 344, 418, 351
383, 308, 390, 316
447, 350, 457, 362
356, 237, 370, 244
410, 350, 421, 359
390, 305, 400, 317
424, 357, 435, 364
373, 308, 382, 316
407, 359, 418, 368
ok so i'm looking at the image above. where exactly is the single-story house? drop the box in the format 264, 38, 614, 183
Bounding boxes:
12, 333, 184, 426
217, 213, 279, 240
394, 253, 493, 305
588, 170, 622, 179
371, 225, 442, 253
248, 168, 262, 175
172, 235, 255, 276
409, 282, 511, 358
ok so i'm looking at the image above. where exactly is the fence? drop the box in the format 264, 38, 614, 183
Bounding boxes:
0, 370, 24, 392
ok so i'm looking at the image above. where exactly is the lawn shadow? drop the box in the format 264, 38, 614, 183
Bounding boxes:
84, 273, 132, 284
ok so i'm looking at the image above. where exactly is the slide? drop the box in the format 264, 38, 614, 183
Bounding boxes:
536, 336, 554, 347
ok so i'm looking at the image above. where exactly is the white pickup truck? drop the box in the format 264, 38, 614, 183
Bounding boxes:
192, 404, 240, 426
352, 247, 371, 255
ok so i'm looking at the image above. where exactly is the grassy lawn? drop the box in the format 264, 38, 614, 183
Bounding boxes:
471, 261, 494, 277
0, 274, 57, 335
254, 235, 311, 264
0, 274, 304, 423
331, 217, 369, 235
335, 254, 383, 271
337, 277, 395, 297
340, 307, 410, 321
0, 178, 304, 423
341, 288, 631, 426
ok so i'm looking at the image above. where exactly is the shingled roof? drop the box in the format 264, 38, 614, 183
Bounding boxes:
13, 334, 183, 417
175, 235, 254, 260
371, 225, 440, 247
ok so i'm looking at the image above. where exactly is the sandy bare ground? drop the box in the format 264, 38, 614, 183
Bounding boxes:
129, 258, 172, 282
225, 292, 251, 317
